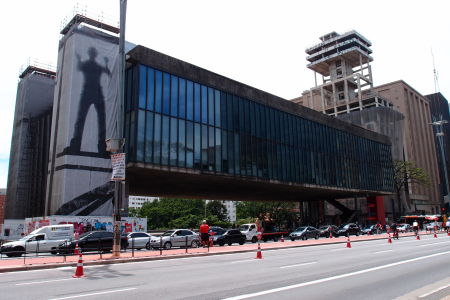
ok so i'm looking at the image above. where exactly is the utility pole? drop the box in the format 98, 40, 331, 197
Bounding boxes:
109, 0, 127, 258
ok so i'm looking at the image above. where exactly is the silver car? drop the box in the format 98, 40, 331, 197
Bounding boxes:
150, 229, 200, 250
127, 232, 152, 250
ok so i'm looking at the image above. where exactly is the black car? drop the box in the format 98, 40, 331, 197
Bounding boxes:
209, 226, 226, 236
58, 231, 129, 254
318, 225, 338, 238
289, 226, 320, 241
336, 223, 361, 237
212, 229, 246, 246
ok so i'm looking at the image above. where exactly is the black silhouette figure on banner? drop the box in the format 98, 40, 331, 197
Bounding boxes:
69, 47, 111, 155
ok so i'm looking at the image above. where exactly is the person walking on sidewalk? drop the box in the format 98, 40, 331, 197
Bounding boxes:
413, 220, 419, 235
199, 220, 210, 247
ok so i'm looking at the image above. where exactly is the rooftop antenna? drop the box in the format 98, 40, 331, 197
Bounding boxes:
431, 48, 440, 93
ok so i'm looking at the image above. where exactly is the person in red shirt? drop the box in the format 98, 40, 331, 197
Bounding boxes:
199, 220, 210, 247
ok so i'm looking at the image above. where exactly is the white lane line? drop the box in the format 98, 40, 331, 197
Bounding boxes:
280, 261, 317, 269
16, 278, 77, 286
223, 250, 450, 300
231, 259, 257, 264
373, 250, 393, 254
417, 241, 450, 247
48, 287, 137, 300
419, 283, 450, 298
330, 248, 348, 252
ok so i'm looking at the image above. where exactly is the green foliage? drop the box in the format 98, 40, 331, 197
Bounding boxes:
206, 200, 228, 221
236, 201, 298, 230
393, 160, 431, 193
168, 214, 203, 229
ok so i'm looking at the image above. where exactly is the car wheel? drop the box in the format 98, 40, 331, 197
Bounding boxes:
239, 240, 244, 245
13, 246, 24, 257
136, 248, 142, 251
290, 237, 295, 241
145, 242, 152, 250
346, 233, 350, 237
50, 248, 57, 255
251, 237, 257, 243
228, 242, 232, 246
356, 232, 360, 236
315, 235, 319, 240
5, 253, 14, 258
191, 240, 199, 248
218, 241, 225, 246
164, 242, 172, 250
302, 235, 306, 240
273, 237, 278, 242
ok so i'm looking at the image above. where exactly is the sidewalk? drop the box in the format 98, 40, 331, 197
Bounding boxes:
0, 231, 445, 273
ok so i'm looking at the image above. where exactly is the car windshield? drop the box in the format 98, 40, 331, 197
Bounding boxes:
78, 232, 92, 239
338, 225, 348, 229
162, 231, 175, 236
294, 227, 306, 232
363, 226, 372, 230
319, 226, 329, 230
239, 225, 249, 231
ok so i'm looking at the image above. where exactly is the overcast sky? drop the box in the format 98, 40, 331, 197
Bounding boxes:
0, 0, 449, 188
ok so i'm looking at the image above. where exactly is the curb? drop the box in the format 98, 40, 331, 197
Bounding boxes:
0, 232, 442, 273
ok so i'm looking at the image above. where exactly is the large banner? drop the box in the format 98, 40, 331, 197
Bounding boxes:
46, 24, 120, 216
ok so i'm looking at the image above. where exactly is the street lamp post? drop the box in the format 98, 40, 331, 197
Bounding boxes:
107, 0, 127, 258
430, 120, 450, 209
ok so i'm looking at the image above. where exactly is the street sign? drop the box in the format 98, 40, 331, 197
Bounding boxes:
111, 153, 126, 181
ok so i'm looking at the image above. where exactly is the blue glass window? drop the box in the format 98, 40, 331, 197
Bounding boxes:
153, 113, 161, 164
186, 121, 194, 168
178, 119, 186, 167
170, 117, 178, 166
138, 66, 147, 109
194, 83, 201, 122
208, 88, 215, 126
155, 71, 162, 113
202, 125, 208, 170
161, 116, 169, 165
170, 75, 178, 117
163, 73, 170, 115
146, 68, 154, 111
194, 123, 201, 169
179, 78, 186, 119
215, 128, 222, 172
145, 111, 154, 163
186, 80, 193, 121
208, 126, 215, 171
201, 85, 208, 124
215, 90, 221, 127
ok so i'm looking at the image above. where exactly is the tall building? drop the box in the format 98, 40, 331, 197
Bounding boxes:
293, 30, 441, 219
0, 189, 6, 225
128, 196, 159, 209
5, 65, 55, 219
425, 92, 450, 206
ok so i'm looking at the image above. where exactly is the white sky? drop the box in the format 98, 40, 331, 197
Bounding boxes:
0, 0, 449, 188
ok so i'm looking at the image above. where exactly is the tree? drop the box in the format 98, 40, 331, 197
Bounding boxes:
206, 200, 228, 221
236, 201, 298, 230
393, 160, 430, 216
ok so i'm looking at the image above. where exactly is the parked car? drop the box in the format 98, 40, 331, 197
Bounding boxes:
126, 232, 152, 250
57, 231, 129, 254
289, 226, 320, 241
318, 225, 338, 238
397, 224, 412, 233
209, 226, 226, 236
149, 229, 200, 250
336, 223, 361, 237
425, 222, 441, 231
361, 225, 377, 235
212, 229, 246, 246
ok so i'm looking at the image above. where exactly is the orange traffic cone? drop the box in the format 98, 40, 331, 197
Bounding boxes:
74, 242, 79, 255
72, 252, 85, 278
434, 232, 437, 238
346, 237, 351, 248
447, 231, 450, 236
209, 237, 214, 247
281, 235, 284, 242
329, 231, 333, 239
387, 233, 392, 244
255, 243, 263, 259
416, 234, 420, 240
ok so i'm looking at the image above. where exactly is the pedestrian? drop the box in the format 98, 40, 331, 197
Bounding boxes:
446, 218, 450, 233
391, 222, 399, 239
412, 219, 419, 235
199, 220, 210, 247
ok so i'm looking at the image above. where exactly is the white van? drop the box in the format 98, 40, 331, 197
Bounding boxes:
0, 224, 74, 257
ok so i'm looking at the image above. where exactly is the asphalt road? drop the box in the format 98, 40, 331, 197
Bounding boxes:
0, 235, 449, 300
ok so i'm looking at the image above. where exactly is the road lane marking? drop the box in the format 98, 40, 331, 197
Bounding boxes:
417, 241, 450, 247
280, 262, 317, 269
16, 278, 77, 286
231, 259, 257, 264
48, 287, 137, 300
330, 248, 348, 252
223, 250, 450, 300
373, 250, 393, 254
419, 283, 450, 298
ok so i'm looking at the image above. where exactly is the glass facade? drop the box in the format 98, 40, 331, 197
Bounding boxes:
125, 64, 394, 193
